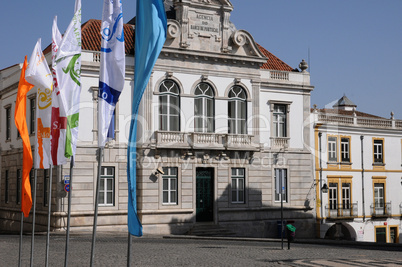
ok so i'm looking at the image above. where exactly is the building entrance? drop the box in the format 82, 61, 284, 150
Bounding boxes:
196, 168, 214, 222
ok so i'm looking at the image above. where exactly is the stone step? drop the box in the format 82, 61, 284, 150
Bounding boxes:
186, 224, 237, 237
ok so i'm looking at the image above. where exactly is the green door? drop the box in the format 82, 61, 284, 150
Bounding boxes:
196, 168, 214, 222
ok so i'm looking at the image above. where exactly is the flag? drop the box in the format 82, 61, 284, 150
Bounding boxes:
53, 0, 82, 162
25, 39, 53, 169
14, 56, 34, 217
51, 16, 68, 166
98, 0, 125, 148
127, 0, 167, 237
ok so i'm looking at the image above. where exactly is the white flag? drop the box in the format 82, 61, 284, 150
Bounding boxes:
51, 15, 68, 166
53, 0, 81, 162
25, 39, 53, 169
98, 0, 125, 148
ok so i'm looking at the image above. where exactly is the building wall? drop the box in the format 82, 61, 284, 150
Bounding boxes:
313, 110, 402, 243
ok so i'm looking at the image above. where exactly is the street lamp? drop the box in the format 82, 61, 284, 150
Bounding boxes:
321, 183, 329, 194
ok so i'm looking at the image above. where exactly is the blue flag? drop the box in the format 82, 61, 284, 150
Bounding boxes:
127, 0, 167, 236
98, 0, 125, 148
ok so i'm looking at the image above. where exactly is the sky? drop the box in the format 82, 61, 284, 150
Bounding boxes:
1, 0, 401, 118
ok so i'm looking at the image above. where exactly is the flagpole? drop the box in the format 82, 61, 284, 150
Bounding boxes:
19, 212, 24, 267
90, 147, 103, 267
127, 233, 132, 267
64, 158, 73, 267
45, 165, 53, 267
30, 168, 37, 267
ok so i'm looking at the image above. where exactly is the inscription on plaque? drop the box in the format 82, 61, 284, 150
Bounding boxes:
190, 13, 220, 35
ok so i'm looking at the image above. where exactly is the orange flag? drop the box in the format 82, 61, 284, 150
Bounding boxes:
14, 56, 34, 217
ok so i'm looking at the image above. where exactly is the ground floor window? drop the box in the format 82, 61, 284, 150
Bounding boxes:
44, 169, 49, 207
5, 170, 9, 203
162, 167, 178, 205
99, 166, 115, 206
16, 169, 22, 204
231, 168, 245, 203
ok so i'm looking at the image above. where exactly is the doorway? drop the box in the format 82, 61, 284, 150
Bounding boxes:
196, 168, 214, 222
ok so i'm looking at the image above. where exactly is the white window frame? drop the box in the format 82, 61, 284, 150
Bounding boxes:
162, 167, 178, 205
228, 86, 247, 134
374, 139, 383, 163
231, 168, 245, 204
341, 183, 351, 210
374, 183, 385, 214
159, 80, 180, 131
99, 166, 115, 206
340, 137, 350, 162
328, 136, 337, 162
194, 83, 214, 133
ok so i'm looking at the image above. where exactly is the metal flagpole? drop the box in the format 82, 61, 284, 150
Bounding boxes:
19, 212, 23, 267
30, 168, 37, 267
90, 147, 103, 267
45, 165, 53, 267
280, 170, 284, 250
64, 158, 74, 267
127, 233, 132, 267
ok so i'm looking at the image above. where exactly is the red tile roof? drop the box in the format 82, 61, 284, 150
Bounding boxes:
43, 19, 134, 55
44, 19, 294, 72
257, 44, 294, 71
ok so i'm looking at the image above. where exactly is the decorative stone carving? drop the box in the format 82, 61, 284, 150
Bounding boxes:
299, 59, 309, 72
232, 30, 248, 47
167, 20, 181, 39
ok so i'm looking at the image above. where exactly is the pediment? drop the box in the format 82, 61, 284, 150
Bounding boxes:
164, 0, 266, 64
190, 0, 233, 7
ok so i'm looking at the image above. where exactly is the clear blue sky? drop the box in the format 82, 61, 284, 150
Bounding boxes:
1, 0, 401, 118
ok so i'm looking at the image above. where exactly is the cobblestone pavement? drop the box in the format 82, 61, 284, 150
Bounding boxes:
1, 233, 401, 266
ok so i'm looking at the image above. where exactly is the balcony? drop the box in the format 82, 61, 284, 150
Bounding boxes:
270, 137, 289, 149
325, 203, 358, 219
370, 202, 392, 217
154, 131, 258, 151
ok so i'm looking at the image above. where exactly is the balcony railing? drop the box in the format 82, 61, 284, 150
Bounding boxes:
270, 137, 289, 149
317, 112, 402, 129
155, 131, 258, 151
270, 70, 289, 81
370, 202, 391, 217
325, 203, 358, 219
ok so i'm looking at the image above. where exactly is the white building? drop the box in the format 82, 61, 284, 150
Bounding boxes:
1, 0, 316, 238
312, 95, 402, 243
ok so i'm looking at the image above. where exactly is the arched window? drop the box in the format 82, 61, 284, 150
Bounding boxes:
194, 83, 215, 133
228, 85, 247, 134
159, 80, 180, 131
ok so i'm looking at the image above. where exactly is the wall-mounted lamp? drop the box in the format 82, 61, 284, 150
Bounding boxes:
321, 183, 329, 194
154, 167, 164, 176
215, 152, 229, 161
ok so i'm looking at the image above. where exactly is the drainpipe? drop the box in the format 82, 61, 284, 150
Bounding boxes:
318, 132, 324, 224
360, 135, 365, 222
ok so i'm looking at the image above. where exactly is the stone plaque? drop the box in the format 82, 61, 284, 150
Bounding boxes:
189, 12, 220, 37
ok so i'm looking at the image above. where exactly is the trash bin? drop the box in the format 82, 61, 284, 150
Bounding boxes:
286, 224, 296, 242
277, 221, 287, 238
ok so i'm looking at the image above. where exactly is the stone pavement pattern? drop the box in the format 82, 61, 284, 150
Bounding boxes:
1, 233, 401, 266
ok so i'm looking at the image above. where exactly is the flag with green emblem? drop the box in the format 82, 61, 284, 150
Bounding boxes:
53, 0, 81, 162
